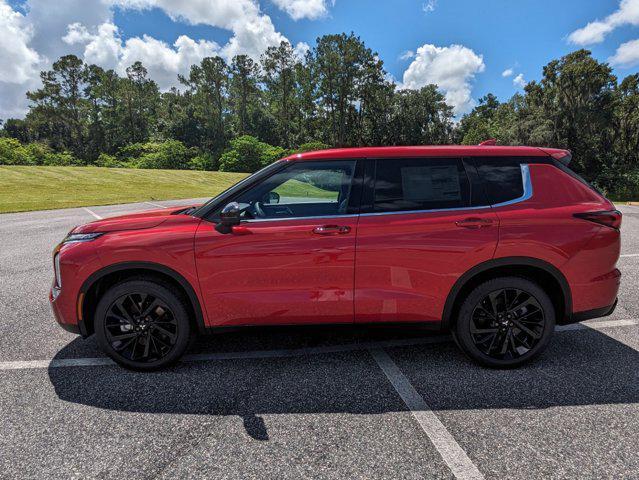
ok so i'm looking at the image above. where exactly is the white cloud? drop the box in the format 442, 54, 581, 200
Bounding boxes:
1, 0, 311, 117
513, 73, 526, 88
422, 0, 436, 13
0, 0, 44, 118
27, 0, 114, 61
400, 50, 415, 60
111, 0, 287, 60
568, 0, 639, 45
64, 21, 221, 90
0, 1, 42, 85
271, 0, 332, 20
609, 38, 639, 67
400, 43, 485, 115
501, 68, 513, 77
293, 41, 311, 61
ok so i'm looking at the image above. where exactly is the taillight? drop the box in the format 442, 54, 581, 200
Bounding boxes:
573, 210, 622, 230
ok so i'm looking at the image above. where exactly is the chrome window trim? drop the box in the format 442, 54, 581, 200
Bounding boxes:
236, 164, 532, 223
490, 164, 532, 208
242, 214, 358, 223
360, 163, 531, 217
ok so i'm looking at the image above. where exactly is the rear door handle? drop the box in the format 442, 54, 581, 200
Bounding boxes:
455, 218, 494, 229
312, 225, 351, 235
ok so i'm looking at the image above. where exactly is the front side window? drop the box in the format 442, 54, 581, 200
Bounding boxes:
228, 160, 356, 220
373, 158, 471, 213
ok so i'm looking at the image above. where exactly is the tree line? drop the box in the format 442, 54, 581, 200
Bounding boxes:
0, 33, 638, 197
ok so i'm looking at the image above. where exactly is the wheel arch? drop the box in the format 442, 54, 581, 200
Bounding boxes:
79, 261, 206, 337
442, 257, 572, 330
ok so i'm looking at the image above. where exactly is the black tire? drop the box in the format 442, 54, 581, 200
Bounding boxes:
454, 276, 555, 368
94, 278, 192, 371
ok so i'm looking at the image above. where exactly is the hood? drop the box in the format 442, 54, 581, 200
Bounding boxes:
72, 205, 198, 233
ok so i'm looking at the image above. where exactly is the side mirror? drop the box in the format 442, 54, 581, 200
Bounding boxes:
215, 202, 241, 234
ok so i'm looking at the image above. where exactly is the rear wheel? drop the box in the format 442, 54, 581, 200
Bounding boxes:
454, 277, 555, 368
94, 278, 192, 370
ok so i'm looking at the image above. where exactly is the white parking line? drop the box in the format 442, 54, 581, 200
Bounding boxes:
620, 254, 639, 258
82, 207, 103, 220
144, 201, 168, 209
370, 348, 484, 479
0, 318, 636, 372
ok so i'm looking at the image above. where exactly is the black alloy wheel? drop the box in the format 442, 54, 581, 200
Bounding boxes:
470, 288, 545, 360
104, 292, 178, 363
454, 277, 555, 368
95, 279, 192, 370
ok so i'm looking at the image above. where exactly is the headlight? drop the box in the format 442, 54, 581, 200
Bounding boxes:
54, 253, 62, 288
62, 232, 104, 244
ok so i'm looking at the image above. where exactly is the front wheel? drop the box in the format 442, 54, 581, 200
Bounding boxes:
94, 278, 192, 371
454, 277, 555, 368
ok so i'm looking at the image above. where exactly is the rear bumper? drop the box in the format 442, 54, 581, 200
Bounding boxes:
570, 298, 618, 324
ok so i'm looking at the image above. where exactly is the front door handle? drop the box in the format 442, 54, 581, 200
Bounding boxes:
455, 218, 494, 229
312, 225, 351, 235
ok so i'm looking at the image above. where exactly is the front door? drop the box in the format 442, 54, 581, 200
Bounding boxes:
195, 160, 360, 327
354, 157, 499, 324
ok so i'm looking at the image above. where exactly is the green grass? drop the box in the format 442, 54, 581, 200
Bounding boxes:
0, 166, 248, 213
275, 179, 338, 199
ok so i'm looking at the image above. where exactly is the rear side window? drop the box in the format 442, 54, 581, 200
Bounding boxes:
373, 158, 470, 213
474, 158, 524, 205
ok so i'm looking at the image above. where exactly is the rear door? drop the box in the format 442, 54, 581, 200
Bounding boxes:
354, 157, 499, 324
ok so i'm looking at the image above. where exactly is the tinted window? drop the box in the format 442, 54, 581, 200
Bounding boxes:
373, 158, 470, 213
228, 160, 356, 220
475, 159, 524, 205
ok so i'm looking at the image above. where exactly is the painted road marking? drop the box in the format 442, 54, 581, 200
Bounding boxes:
370, 348, 484, 480
620, 254, 639, 258
0, 318, 636, 372
82, 207, 103, 220
144, 201, 168, 209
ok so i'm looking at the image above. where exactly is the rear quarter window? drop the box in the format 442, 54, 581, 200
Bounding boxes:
474, 158, 524, 205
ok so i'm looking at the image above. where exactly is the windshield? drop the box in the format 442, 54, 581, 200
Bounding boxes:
190, 160, 287, 217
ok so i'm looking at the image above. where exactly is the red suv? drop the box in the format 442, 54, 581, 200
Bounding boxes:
50, 146, 621, 370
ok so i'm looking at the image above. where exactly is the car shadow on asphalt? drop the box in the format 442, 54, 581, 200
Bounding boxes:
48, 325, 639, 440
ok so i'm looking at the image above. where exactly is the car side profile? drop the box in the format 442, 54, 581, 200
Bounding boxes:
50, 145, 622, 370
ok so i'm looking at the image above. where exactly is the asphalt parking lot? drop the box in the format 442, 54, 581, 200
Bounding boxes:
0, 200, 638, 480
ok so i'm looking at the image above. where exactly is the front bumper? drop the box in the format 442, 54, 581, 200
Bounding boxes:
50, 285, 84, 336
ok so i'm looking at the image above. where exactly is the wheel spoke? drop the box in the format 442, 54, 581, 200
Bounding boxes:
114, 298, 135, 324
107, 330, 137, 341
512, 319, 541, 339
152, 324, 177, 343
471, 325, 499, 335
142, 333, 151, 358
141, 298, 162, 318
487, 290, 503, 317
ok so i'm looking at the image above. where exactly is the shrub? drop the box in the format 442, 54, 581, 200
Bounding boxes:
189, 152, 217, 171
295, 141, 330, 153
22, 142, 52, 165
219, 135, 287, 172
0, 138, 29, 165
118, 140, 191, 170
42, 151, 82, 166
95, 153, 125, 168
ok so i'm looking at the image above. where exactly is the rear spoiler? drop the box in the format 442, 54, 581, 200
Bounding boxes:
539, 148, 572, 166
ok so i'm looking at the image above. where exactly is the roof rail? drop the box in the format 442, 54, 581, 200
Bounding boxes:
479, 139, 497, 146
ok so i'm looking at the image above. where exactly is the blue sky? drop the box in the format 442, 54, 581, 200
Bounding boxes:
114, 0, 639, 100
2, 0, 639, 118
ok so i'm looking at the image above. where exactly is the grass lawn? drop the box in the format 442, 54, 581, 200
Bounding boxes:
0, 166, 248, 213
